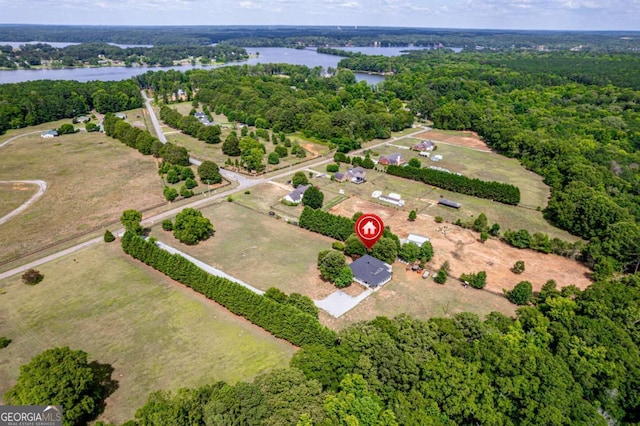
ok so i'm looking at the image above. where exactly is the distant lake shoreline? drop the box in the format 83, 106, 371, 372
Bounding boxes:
0, 45, 459, 84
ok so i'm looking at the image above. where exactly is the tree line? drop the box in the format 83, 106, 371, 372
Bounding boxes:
0, 42, 248, 69
159, 105, 222, 144
299, 206, 355, 241
110, 272, 640, 425
121, 231, 336, 347
0, 79, 142, 135
138, 65, 414, 152
339, 50, 640, 276
386, 164, 521, 205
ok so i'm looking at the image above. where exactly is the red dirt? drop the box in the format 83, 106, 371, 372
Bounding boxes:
330, 197, 592, 293
415, 130, 491, 151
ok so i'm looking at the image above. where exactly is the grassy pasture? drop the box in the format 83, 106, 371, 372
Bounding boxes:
148, 201, 336, 298
0, 128, 165, 264
0, 182, 37, 219
0, 243, 295, 424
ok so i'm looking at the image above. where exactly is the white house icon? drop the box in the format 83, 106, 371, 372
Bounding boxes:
362, 220, 377, 236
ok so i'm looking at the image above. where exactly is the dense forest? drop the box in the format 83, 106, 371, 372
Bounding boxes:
125, 274, 640, 425
137, 64, 414, 152
1, 25, 639, 51
0, 42, 248, 69
0, 79, 141, 133
334, 50, 640, 277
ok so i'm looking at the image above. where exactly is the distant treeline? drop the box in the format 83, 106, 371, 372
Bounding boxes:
0, 25, 638, 51
139, 64, 413, 152
121, 232, 336, 347
0, 80, 142, 135
0, 42, 248, 69
316, 47, 361, 57
386, 164, 521, 205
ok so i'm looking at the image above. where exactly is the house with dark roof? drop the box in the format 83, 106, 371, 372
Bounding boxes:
349, 254, 393, 288
284, 184, 310, 204
334, 172, 347, 182
347, 167, 366, 183
412, 140, 435, 151
378, 153, 405, 166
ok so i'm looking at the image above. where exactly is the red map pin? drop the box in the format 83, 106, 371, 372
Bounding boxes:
355, 213, 385, 249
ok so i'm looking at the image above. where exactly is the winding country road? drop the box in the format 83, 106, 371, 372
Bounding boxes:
0, 94, 426, 286
0, 130, 50, 225
0, 180, 47, 226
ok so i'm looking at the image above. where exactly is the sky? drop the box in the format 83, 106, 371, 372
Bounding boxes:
0, 0, 639, 31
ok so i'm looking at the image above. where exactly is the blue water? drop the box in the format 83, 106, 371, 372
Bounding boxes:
0, 46, 452, 84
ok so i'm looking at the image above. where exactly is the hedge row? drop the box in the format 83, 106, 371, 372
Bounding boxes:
299, 206, 354, 241
121, 232, 336, 347
386, 165, 520, 205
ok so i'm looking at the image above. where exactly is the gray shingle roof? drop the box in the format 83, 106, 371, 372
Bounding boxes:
349, 254, 392, 288
286, 184, 310, 203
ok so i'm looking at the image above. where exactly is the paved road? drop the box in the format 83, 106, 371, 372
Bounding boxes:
141, 90, 167, 143
0, 180, 47, 226
0, 100, 427, 316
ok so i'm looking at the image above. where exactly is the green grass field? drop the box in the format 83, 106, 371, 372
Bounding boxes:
0, 243, 295, 424
304, 141, 578, 241
148, 201, 335, 296
328, 265, 516, 329
0, 182, 37, 219
0, 127, 165, 264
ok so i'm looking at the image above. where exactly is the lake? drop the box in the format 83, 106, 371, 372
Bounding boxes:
0, 46, 457, 84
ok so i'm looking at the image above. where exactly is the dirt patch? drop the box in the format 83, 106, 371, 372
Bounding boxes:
415, 130, 491, 152
329, 197, 398, 222
330, 197, 592, 293
301, 143, 320, 157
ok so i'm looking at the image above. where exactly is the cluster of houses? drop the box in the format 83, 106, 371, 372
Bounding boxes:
195, 111, 214, 126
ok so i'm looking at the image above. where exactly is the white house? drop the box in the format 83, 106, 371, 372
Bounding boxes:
284, 184, 310, 204
41, 130, 58, 138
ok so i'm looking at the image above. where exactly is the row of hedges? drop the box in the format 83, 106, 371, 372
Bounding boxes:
386, 165, 521, 205
121, 232, 336, 347
299, 206, 354, 241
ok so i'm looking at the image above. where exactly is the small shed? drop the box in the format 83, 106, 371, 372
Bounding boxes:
438, 198, 461, 209
407, 234, 430, 247
41, 130, 59, 138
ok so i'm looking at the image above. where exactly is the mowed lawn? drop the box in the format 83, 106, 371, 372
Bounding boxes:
325, 265, 516, 330
0, 243, 295, 424
0, 127, 165, 264
0, 182, 37, 219
148, 201, 335, 296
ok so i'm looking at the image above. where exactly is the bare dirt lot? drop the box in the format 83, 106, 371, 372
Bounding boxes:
330, 197, 592, 294
415, 129, 491, 151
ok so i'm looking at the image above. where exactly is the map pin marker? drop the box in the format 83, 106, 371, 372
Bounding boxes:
355, 213, 385, 250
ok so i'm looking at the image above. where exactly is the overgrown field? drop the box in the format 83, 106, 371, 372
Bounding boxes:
0, 243, 295, 424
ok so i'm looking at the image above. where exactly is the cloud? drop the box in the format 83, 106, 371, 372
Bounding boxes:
239, 0, 262, 9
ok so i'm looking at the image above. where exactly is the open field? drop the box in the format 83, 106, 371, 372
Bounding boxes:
0, 182, 37, 219
415, 129, 491, 151
0, 243, 295, 424
329, 197, 592, 294
374, 140, 549, 209
307, 154, 576, 241
0, 128, 165, 263
148, 201, 340, 299
325, 265, 517, 330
